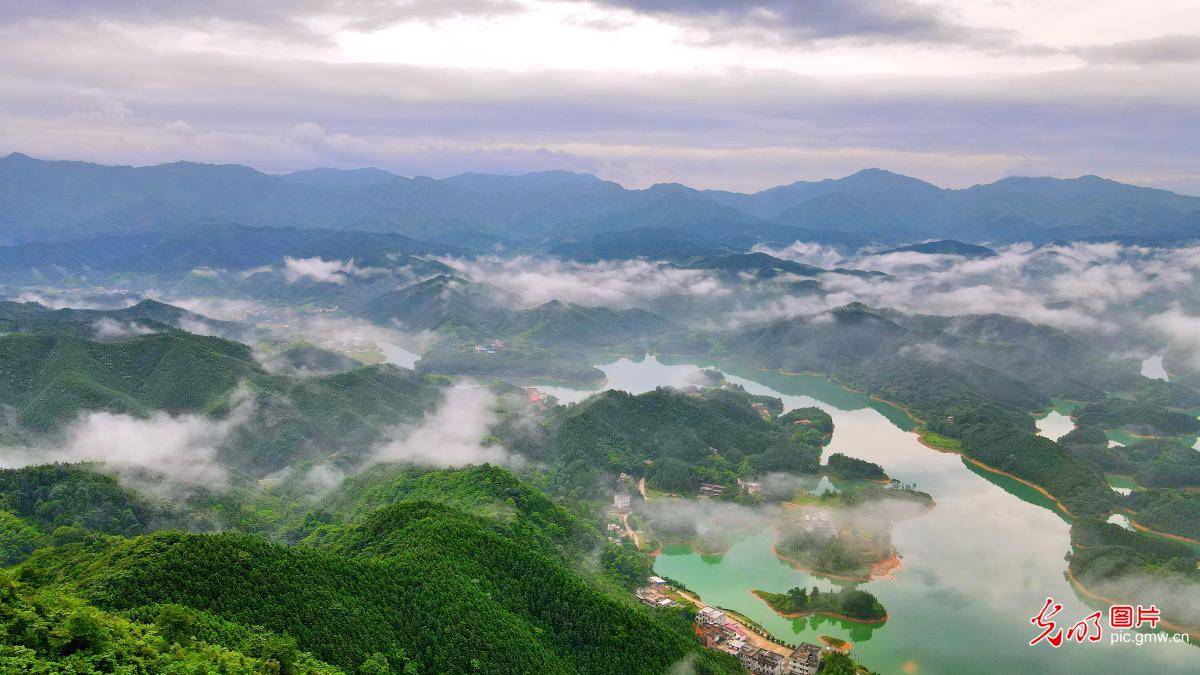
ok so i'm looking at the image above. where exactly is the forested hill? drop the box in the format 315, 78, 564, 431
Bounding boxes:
0, 323, 445, 473
531, 387, 832, 497
0, 298, 244, 339
14, 489, 738, 674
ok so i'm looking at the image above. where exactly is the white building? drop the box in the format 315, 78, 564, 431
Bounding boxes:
613, 494, 631, 512
696, 606, 727, 627
786, 643, 823, 675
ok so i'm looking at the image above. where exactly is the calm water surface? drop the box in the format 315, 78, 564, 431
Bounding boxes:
546, 354, 1198, 674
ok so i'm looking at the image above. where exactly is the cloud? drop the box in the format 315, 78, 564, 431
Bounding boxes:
591, 0, 1008, 48
0, 388, 256, 489
1079, 34, 1200, 65
0, 3, 1198, 193
1146, 307, 1200, 368
14, 290, 137, 310
752, 241, 847, 269
0, 1, 524, 40
92, 317, 155, 341
369, 383, 515, 468
283, 256, 353, 284
432, 243, 1200, 337
282, 256, 386, 284
163, 296, 266, 321
445, 255, 731, 308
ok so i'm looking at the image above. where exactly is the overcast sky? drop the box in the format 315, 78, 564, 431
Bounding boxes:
1, 0, 1197, 192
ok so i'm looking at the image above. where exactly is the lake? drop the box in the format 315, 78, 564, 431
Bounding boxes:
546, 354, 1198, 674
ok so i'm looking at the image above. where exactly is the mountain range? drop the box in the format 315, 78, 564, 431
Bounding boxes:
4, 152, 1199, 250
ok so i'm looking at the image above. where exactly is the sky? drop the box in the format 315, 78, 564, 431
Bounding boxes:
0, 0, 1198, 193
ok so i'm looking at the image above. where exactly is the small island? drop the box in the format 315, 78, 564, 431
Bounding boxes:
824, 453, 888, 481
753, 585, 887, 623
773, 482, 932, 580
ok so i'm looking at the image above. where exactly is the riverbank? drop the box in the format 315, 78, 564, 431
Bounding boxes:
915, 433, 1077, 519
750, 590, 889, 625
672, 588, 795, 656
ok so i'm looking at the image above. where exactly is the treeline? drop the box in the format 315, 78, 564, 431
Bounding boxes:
1073, 398, 1200, 437
0, 570, 341, 673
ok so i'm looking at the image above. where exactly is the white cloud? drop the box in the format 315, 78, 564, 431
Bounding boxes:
0, 388, 257, 489
369, 382, 515, 468
444, 255, 731, 308
282, 256, 387, 285
1146, 307, 1200, 368
283, 256, 353, 284
92, 317, 155, 341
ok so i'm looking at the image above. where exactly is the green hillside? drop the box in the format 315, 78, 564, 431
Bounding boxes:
0, 329, 445, 472
0, 571, 342, 673
17, 500, 737, 674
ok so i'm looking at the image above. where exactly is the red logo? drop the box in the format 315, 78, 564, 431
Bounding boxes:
1030, 598, 1163, 647
1109, 605, 1134, 629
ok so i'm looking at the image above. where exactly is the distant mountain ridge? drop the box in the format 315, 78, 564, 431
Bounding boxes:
3, 153, 1199, 248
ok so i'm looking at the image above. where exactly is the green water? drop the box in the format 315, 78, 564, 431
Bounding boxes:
549, 355, 1198, 674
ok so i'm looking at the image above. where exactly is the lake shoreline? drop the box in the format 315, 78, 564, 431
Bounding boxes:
914, 432, 1077, 519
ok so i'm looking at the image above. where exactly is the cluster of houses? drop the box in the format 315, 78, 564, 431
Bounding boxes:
738, 478, 763, 495
320, 335, 376, 353
799, 510, 838, 538
635, 577, 678, 609
471, 338, 506, 354
695, 607, 825, 675
697, 479, 763, 500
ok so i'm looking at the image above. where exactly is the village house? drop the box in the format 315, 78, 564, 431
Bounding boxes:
695, 606, 726, 628
738, 478, 762, 495
634, 587, 676, 608
714, 635, 746, 657
698, 483, 726, 498
612, 494, 631, 513
785, 643, 823, 675
740, 645, 786, 675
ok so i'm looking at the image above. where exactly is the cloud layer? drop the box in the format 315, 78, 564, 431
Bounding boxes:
0, 1, 1197, 191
